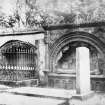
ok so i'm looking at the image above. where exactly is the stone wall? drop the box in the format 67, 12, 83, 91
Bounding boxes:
48, 74, 105, 92
1, 0, 105, 33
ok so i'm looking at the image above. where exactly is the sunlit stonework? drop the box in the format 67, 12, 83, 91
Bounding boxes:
0, 0, 105, 104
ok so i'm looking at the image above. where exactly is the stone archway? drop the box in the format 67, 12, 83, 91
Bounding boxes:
48, 31, 105, 93
49, 31, 105, 72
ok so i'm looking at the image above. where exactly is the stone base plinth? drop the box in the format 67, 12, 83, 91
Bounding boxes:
72, 91, 94, 100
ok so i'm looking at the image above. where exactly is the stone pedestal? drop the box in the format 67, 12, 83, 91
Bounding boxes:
75, 47, 93, 99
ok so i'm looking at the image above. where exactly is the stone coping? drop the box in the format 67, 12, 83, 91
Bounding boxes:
0, 30, 44, 37
48, 73, 105, 78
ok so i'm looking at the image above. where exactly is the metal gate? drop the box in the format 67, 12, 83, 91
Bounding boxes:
0, 40, 38, 83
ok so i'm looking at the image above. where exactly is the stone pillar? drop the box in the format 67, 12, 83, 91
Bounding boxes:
38, 39, 47, 85
38, 39, 45, 71
76, 47, 91, 94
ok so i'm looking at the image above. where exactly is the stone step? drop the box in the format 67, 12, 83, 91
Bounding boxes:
7, 87, 76, 99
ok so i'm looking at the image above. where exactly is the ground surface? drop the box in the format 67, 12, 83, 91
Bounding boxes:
0, 92, 65, 105
0, 85, 105, 105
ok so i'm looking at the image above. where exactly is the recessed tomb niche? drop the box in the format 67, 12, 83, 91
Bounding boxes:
55, 41, 100, 74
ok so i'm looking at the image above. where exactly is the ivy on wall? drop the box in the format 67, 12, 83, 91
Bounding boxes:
0, 0, 105, 34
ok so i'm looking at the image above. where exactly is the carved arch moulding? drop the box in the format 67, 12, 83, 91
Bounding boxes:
49, 31, 105, 72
